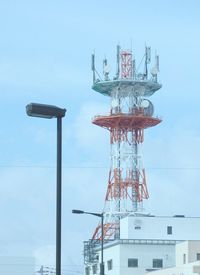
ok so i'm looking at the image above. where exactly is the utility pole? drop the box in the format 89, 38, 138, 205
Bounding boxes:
36, 265, 45, 275
36, 265, 56, 275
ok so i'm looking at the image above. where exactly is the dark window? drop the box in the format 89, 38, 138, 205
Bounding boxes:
183, 253, 186, 264
85, 267, 90, 275
107, 259, 113, 271
153, 259, 163, 268
197, 253, 200, 261
167, 226, 172, 235
92, 264, 97, 274
135, 226, 141, 230
128, 258, 138, 267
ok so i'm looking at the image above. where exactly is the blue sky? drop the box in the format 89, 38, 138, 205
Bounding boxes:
0, 0, 200, 274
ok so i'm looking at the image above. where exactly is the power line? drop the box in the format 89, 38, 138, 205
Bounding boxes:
35, 265, 83, 275
0, 164, 200, 170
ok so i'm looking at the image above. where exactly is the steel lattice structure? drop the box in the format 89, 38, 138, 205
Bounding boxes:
90, 45, 162, 241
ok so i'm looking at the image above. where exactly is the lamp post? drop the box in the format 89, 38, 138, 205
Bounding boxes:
26, 103, 66, 275
72, 209, 104, 275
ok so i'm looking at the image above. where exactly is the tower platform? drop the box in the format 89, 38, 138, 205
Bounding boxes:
93, 113, 162, 130
92, 79, 162, 97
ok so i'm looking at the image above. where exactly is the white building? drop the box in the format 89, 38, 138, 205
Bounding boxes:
0, 256, 35, 275
85, 216, 200, 275
120, 215, 200, 240
146, 241, 200, 275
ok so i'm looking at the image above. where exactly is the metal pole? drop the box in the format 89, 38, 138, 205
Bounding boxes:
100, 214, 104, 275
56, 117, 62, 275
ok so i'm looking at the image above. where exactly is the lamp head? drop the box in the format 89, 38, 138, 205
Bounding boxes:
72, 209, 85, 214
26, 103, 66, 119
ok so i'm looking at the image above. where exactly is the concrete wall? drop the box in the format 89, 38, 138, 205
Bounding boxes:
176, 241, 200, 266
119, 243, 175, 275
120, 216, 200, 241
99, 242, 175, 275
147, 241, 200, 275
146, 261, 200, 275
87, 220, 200, 275
188, 241, 200, 263
103, 244, 120, 275
176, 241, 188, 265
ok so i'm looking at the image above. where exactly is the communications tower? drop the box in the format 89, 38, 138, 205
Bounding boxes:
83, 46, 200, 275
91, 45, 161, 241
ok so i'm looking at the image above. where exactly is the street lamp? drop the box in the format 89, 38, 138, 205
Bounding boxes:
26, 103, 66, 275
72, 209, 104, 275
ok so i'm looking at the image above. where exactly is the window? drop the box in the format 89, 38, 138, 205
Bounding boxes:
183, 253, 187, 264
128, 258, 138, 267
167, 226, 172, 235
107, 259, 113, 271
92, 265, 97, 274
152, 259, 163, 268
197, 253, 200, 261
135, 226, 141, 230
85, 267, 90, 275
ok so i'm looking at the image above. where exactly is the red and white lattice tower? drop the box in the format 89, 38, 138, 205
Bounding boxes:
91, 46, 161, 240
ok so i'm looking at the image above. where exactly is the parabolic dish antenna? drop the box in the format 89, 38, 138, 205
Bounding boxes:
141, 99, 154, 117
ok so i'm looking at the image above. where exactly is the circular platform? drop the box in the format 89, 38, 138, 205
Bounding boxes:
92, 113, 162, 130
92, 79, 162, 97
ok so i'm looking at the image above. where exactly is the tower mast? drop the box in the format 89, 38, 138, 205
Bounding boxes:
91, 45, 162, 240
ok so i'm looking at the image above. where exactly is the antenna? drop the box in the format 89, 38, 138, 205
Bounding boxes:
90, 45, 162, 243
146, 47, 151, 63
156, 54, 159, 71
150, 53, 160, 81
103, 58, 107, 67
91, 53, 96, 84
103, 58, 109, 81
116, 45, 120, 79
144, 46, 151, 79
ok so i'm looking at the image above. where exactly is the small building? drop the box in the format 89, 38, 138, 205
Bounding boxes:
86, 216, 200, 275
146, 240, 200, 274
